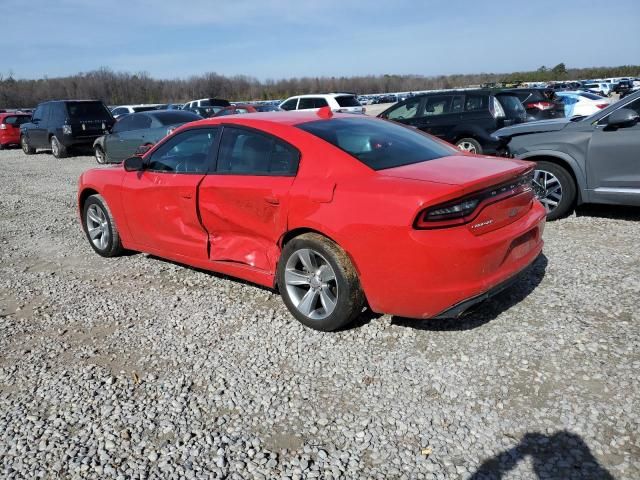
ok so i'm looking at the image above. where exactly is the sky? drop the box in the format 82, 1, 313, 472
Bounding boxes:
2, 0, 639, 80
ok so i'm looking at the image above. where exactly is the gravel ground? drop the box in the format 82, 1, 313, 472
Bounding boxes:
0, 147, 638, 480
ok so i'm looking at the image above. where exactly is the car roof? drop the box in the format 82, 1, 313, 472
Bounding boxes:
285, 93, 356, 99
187, 110, 371, 127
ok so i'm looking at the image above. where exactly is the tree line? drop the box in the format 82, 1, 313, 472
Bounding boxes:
1, 64, 638, 108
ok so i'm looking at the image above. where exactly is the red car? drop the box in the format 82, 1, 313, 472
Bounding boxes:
0, 112, 31, 149
77, 109, 545, 331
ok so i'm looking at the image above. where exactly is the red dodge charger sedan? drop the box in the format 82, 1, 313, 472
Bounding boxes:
78, 109, 545, 331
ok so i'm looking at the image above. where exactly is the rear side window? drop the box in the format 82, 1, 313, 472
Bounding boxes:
216, 127, 299, 176
298, 117, 455, 171
130, 114, 152, 130
464, 95, 489, 112
66, 102, 112, 120
335, 95, 360, 107
299, 98, 328, 109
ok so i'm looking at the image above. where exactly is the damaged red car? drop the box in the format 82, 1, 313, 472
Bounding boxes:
78, 109, 546, 331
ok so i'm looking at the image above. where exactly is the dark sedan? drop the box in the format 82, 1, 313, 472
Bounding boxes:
94, 110, 202, 164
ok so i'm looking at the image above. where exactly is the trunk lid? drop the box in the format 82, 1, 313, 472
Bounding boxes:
380, 154, 532, 194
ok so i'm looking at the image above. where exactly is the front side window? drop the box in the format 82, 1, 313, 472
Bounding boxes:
216, 127, 299, 176
147, 128, 219, 173
32, 106, 45, 122
387, 97, 421, 120
423, 96, 452, 116
280, 99, 298, 111
298, 117, 456, 171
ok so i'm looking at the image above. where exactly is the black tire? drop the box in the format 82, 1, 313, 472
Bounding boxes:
533, 161, 576, 221
0, 143, 4, 150
50, 135, 67, 158
456, 137, 483, 154
21, 135, 35, 155
277, 233, 365, 331
82, 194, 123, 257
94, 145, 106, 164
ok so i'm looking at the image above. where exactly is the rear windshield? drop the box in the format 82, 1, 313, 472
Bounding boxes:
496, 94, 526, 116
152, 111, 202, 125
200, 99, 230, 107
297, 117, 455, 170
65, 102, 112, 120
579, 92, 604, 100
3, 115, 30, 126
132, 106, 159, 113
335, 95, 361, 107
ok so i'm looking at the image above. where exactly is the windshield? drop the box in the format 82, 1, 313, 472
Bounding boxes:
297, 117, 455, 170
152, 111, 202, 125
66, 102, 112, 120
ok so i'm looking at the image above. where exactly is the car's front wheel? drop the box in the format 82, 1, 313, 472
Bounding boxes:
277, 233, 365, 331
533, 161, 576, 220
456, 137, 482, 154
83, 194, 123, 257
94, 145, 106, 164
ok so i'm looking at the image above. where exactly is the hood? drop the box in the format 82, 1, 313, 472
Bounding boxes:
379, 154, 532, 193
494, 118, 571, 139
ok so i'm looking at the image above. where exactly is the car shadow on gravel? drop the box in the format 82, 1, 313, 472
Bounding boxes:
468, 430, 614, 480
389, 254, 548, 332
575, 204, 640, 221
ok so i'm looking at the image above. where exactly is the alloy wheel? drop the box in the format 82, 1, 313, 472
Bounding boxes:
284, 248, 338, 320
532, 169, 563, 213
457, 141, 477, 153
21, 137, 30, 154
51, 138, 59, 157
95, 147, 105, 164
86, 204, 110, 250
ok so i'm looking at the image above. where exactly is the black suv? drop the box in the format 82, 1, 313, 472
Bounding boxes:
500, 88, 565, 121
20, 100, 114, 158
377, 90, 526, 155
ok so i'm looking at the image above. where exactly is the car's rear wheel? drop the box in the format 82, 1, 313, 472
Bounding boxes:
277, 233, 364, 331
83, 194, 123, 257
0, 143, 5, 150
533, 161, 576, 221
50, 136, 67, 158
456, 137, 482, 154
21, 135, 35, 155
94, 145, 106, 164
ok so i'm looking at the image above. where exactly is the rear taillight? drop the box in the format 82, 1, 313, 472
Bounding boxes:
525, 101, 554, 111
596, 103, 608, 109
414, 169, 534, 229
62, 125, 72, 135
0, 124, 6, 130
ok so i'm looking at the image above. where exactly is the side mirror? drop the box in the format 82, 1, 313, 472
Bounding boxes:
607, 108, 639, 129
123, 156, 145, 172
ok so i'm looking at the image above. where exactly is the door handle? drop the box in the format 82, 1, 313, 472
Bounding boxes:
264, 196, 280, 205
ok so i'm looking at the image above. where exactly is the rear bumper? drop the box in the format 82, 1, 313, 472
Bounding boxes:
433, 257, 536, 318
61, 133, 103, 147
0, 132, 20, 145
360, 201, 546, 319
